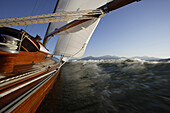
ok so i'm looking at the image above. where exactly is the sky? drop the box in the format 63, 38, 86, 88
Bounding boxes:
0, 0, 170, 58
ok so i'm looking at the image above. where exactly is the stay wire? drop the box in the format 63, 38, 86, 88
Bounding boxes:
25, 0, 39, 31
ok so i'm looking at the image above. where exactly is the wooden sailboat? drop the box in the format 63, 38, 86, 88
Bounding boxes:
0, 0, 140, 112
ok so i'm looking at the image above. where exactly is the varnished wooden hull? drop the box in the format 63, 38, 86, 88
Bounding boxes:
13, 70, 60, 113
0, 51, 60, 112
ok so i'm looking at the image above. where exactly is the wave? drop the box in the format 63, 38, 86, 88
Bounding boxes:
54, 59, 170, 113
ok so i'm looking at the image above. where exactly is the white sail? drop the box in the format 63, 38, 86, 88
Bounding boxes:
54, 19, 100, 57
46, 0, 110, 58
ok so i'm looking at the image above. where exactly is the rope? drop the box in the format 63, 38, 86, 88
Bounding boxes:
0, 9, 103, 27
0, 9, 101, 22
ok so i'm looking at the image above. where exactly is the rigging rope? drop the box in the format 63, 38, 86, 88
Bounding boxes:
0, 9, 103, 27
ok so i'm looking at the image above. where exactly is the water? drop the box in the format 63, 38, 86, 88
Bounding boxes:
37, 59, 170, 113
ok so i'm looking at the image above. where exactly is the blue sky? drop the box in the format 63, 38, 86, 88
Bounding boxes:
1, 0, 170, 58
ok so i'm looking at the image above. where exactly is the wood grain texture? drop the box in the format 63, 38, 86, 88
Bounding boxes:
0, 61, 58, 92
0, 51, 50, 73
0, 75, 49, 109
12, 70, 60, 113
15, 51, 50, 65
0, 52, 18, 73
0, 70, 47, 92
0, 59, 59, 111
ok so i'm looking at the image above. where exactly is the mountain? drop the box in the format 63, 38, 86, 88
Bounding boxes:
81, 55, 120, 60
70, 55, 161, 61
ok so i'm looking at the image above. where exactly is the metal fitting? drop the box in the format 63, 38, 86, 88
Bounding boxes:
0, 34, 20, 54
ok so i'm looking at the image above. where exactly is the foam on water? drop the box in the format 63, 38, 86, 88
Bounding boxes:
37, 59, 170, 113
